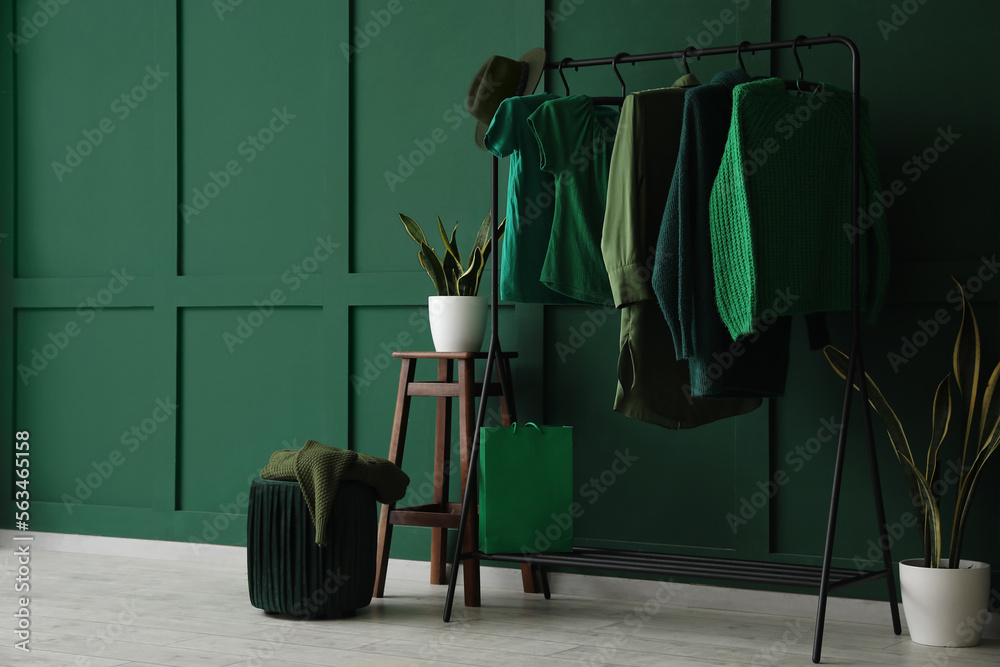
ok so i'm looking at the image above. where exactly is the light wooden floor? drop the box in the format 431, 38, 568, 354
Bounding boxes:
1, 548, 998, 667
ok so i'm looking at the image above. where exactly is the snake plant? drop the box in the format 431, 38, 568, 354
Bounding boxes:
399, 213, 505, 297
824, 278, 1000, 568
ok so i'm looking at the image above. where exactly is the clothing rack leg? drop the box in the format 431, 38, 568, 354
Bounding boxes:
443, 342, 497, 621
444, 154, 505, 622
493, 349, 540, 594
812, 340, 858, 663
857, 347, 902, 636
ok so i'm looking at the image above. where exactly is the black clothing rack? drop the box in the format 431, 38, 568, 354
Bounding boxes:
443, 35, 901, 664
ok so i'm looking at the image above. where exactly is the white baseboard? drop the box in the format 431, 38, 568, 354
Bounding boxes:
0, 530, 247, 567
3, 531, 995, 638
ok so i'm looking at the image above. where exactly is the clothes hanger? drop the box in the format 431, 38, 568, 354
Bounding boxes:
558, 57, 573, 95
737, 41, 753, 75
786, 35, 822, 94
591, 52, 629, 107
682, 46, 698, 75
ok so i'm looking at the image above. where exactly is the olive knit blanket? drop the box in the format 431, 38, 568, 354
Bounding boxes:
261, 439, 409, 546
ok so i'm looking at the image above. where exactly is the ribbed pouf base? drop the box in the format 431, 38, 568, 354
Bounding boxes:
247, 477, 376, 618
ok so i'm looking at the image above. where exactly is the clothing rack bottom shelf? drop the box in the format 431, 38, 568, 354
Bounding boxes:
463, 546, 891, 591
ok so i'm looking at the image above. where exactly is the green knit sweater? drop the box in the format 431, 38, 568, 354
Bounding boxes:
261, 440, 409, 546
709, 78, 889, 339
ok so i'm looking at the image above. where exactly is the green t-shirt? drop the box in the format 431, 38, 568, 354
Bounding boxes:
484, 94, 580, 304
528, 96, 620, 305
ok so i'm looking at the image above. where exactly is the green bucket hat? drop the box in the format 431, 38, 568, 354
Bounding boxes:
466, 47, 546, 150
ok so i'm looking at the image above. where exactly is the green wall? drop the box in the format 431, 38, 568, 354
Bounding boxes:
3, 0, 998, 601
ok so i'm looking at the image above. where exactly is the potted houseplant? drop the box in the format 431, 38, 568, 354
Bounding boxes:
825, 279, 998, 647
399, 212, 504, 352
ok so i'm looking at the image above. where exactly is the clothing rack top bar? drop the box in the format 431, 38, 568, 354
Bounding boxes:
545, 35, 857, 71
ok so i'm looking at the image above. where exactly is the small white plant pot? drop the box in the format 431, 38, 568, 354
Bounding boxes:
427, 295, 488, 352
899, 558, 991, 647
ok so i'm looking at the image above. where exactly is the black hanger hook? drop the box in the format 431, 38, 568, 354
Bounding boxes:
792, 35, 807, 93
682, 46, 698, 75
558, 57, 572, 95
612, 52, 629, 96
736, 41, 753, 75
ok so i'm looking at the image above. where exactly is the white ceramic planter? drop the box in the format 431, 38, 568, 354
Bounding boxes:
427, 295, 488, 352
899, 558, 991, 647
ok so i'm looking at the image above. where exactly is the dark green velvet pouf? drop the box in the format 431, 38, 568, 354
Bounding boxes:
247, 477, 376, 618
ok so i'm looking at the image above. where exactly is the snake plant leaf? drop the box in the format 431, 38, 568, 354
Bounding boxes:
437, 216, 461, 267
417, 243, 448, 296
978, 360, 1000, 451
920, 480, 943, 568
950, 424, 1000, 566
441, 240, 462, 296
824, 344, 940, 563
471, 216, 506, 261
448, 267, 462, 296
824, 345, 914, 463
488, 217, 505, 260
952, 279, 981, 458
400, 213, 429, 247
473, 215, 492, 258
925, 375, 952, 484
457, 246, 484, 296
449, 221, 460, 267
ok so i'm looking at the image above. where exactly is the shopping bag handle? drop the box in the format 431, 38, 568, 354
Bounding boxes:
511, 422, 542, 435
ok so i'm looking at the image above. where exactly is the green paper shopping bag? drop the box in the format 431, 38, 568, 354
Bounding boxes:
478, 422, 573, 554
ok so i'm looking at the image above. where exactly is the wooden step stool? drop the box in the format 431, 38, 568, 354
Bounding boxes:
373, 350, 536, 606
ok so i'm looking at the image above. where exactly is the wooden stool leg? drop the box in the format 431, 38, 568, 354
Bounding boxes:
457, 358, 481, 607
430, 358, 453, 585
494, 357, 539, 595
374, 358, 416, 598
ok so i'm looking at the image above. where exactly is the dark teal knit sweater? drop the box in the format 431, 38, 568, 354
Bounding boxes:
653, 69, 792, 398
